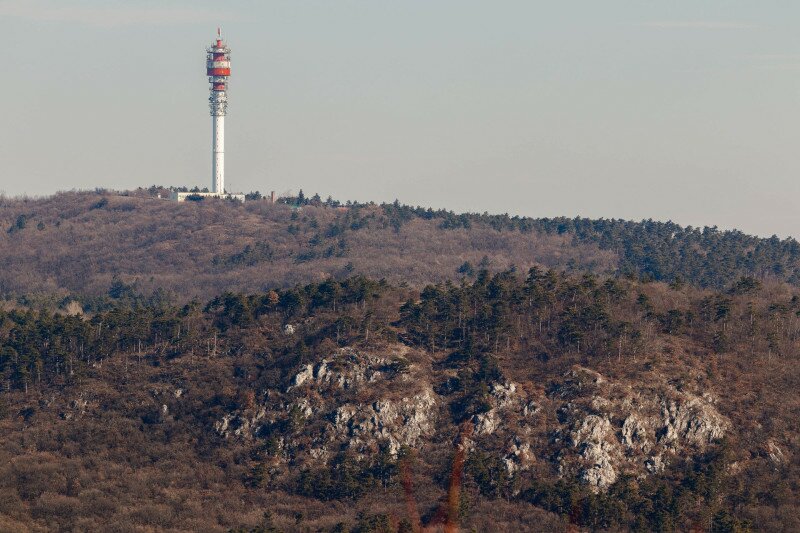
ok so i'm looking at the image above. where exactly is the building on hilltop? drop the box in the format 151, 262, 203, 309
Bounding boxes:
170, 191, 245, 202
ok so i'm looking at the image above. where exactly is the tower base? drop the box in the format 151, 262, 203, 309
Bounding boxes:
170, 191, 245, 202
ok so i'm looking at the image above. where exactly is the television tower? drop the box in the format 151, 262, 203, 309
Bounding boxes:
207, 29, 231, 194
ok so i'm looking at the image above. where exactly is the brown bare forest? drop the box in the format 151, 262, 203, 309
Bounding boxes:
2, 190, 800, 532
0, 190, 614, 302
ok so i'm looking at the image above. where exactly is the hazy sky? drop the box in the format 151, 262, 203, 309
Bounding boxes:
2, 1, 800, 237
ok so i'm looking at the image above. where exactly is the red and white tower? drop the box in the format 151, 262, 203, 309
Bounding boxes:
207, 29, 231, 193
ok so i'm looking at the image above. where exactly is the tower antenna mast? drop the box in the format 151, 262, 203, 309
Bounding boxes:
206, 29, 231, 193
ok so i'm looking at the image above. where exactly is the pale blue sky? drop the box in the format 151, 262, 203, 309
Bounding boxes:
2, 0, 800, 237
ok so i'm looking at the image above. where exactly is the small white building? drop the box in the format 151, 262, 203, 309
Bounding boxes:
170, 191, 245, 202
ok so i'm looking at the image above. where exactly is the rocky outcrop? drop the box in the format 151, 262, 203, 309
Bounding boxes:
286, 348, 401, 392
213, 348, 730, 494
565, 415, 619, 489
471, 381, 535, 437
503, 438, 533, 474
455, 365, 730, 491
214, 407, 268, 438
658, 397, 727, 448
465, 382, 540, 475
621, 414, 651, 453
474, 409, 500, 436
550, 366, 729, 492
327, 389, 437, 457
763, 440, 788, 466
216, 347, 437, 464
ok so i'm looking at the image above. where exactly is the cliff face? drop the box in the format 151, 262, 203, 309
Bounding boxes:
549, 367, 728, 491
211, 346, 729, 497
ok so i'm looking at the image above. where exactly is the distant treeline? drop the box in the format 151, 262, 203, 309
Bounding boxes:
240, 189, 800, 289
378, 202, 800, 289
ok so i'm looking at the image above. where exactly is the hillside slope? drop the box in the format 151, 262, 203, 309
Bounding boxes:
1, 190, 798, 303
1, 272, 799, 531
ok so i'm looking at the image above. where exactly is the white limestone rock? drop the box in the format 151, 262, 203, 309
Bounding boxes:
330, 389, 437, 457
473, 409, 500, 436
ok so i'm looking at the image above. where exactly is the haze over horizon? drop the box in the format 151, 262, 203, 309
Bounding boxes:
2, 0, 800, 238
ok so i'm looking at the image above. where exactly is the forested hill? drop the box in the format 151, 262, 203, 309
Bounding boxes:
3, 188, 800, 531
0, 189, 798, 302
2, 270, 799, 530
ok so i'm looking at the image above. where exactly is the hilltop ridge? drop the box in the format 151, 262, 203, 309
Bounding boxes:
0, 189, 797, 303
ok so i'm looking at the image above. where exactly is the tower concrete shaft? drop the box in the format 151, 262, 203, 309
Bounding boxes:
207, 30, 230, 193
212, 114, 224, 193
